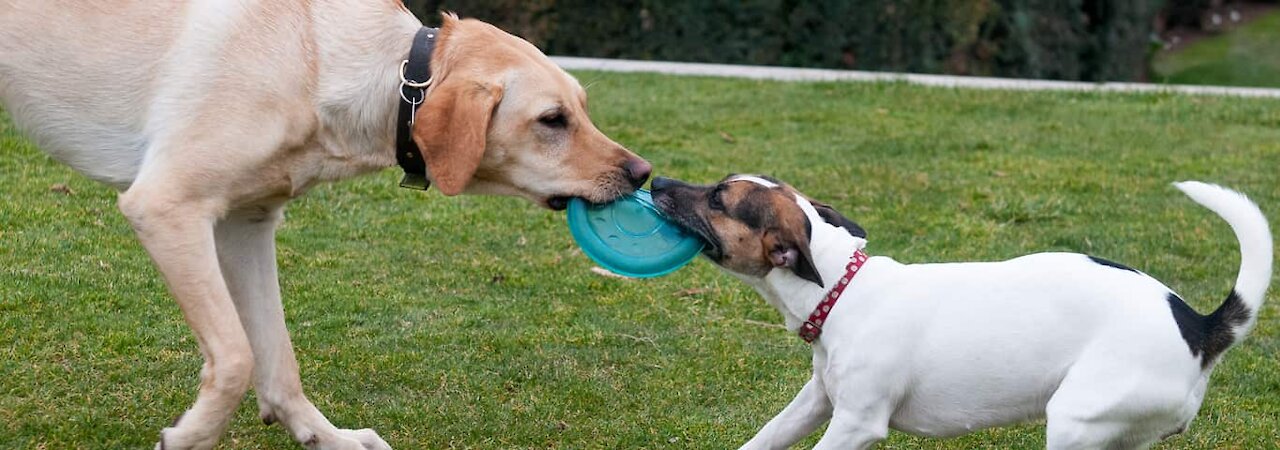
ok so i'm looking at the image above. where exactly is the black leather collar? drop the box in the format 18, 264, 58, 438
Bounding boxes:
395, 27, 439, 190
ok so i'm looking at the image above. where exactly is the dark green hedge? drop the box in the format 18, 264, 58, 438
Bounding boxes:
406, 0, 1167, 82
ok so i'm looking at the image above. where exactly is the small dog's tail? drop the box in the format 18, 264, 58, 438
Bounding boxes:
1174, 181, 1273, 351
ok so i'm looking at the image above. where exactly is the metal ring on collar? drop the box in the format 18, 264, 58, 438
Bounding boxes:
399, 59, 433, 89
399, 86, 424, 106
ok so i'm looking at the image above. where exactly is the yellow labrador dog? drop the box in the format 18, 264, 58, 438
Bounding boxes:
0, 2, 648, 449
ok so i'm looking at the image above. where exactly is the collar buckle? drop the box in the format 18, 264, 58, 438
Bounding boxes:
799, 321, 822, 343
399, 172, 431, 190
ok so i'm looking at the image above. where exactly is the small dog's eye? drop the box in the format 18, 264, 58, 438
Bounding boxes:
708, 187, 726, 211
538, 113, 567, 128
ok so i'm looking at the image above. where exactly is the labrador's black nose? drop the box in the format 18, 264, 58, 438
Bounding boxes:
624, 158, 652, 189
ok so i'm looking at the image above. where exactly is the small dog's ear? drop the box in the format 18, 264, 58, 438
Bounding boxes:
811, 201, 867, 239
764, 229, 824, 288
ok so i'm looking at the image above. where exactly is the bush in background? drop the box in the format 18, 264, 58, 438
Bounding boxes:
405, 0, 1171, 82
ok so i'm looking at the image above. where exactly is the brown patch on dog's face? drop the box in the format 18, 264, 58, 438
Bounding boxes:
650, 175, 825, 286
412, 14, 649, 209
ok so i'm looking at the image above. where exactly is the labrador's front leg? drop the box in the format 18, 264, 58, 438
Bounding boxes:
215, 206, 390, 450
119, 185, 253, 450
739, 374, 833, 450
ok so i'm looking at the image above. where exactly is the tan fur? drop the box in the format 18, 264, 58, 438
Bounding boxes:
0, 3, 646, 449
419, 15, 642, 203
413, 61, 504, 195
658, 177, 814, 278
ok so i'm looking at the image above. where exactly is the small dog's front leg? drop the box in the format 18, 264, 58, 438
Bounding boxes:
740, 375, 833, 450
811, 406, 891, 450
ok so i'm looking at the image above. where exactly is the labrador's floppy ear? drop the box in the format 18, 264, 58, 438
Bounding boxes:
412, 77, 504, 196
762, 217, 824, 288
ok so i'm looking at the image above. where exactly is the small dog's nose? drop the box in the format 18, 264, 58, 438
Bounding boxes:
650, 176, 675, 192
624, 158, 652, 188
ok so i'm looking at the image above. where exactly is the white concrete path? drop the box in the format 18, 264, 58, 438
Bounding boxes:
551, 56, 1280, 99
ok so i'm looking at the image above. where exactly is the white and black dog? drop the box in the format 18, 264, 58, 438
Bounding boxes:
650, 175, 1272, 450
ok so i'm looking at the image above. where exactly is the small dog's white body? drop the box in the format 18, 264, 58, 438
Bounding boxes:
726, 181, 1272, 449
747, 253, 1210, 443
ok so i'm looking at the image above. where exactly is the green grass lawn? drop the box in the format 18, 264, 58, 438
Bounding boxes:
1153, 10, 1280, 88
2, 72, 1279, 449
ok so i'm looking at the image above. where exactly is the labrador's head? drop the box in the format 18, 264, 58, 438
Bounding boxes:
413, 14, 649, 209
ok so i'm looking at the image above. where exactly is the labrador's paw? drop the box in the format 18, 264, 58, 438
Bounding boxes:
302, 427, 391, 450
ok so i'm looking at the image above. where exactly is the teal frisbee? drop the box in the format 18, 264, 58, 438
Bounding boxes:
566, 189, 705, 278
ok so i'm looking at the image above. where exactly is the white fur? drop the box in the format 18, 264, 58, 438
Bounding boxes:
2, 3, 644, 449
737, 182, 1272, 450
728, 175, 780, 188
3, 4, 414, 448
1174, 181, 1273, 337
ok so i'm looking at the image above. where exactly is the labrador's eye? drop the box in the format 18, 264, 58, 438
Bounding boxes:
538, 113, 567, 128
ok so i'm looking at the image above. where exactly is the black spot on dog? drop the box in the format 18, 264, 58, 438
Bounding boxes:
1166, 290, 1251, 369
1087, 255, 1139, 274
815, 206, 867, 238
732, 195, 772, 230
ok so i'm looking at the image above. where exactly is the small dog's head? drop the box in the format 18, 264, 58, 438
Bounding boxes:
651, 175, 866, 287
